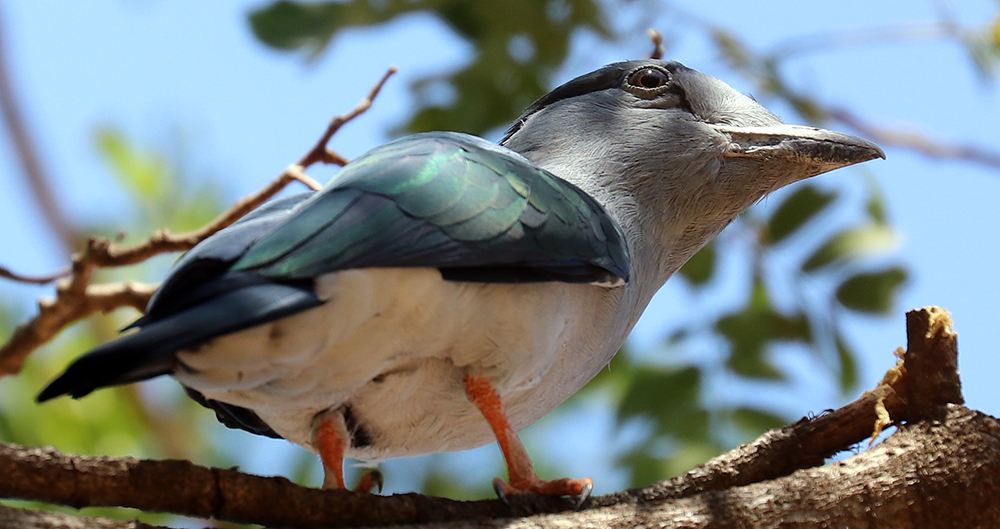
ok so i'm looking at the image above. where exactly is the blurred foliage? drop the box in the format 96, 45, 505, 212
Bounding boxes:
0, 128, 237, 525
250, 0, 611, 135
94, 127, 222, 235
12, 0, 1000, 513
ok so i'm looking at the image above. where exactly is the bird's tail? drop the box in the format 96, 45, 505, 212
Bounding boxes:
37, 282, 322, 402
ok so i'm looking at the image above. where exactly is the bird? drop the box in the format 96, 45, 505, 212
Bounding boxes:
37, 59, 883, 502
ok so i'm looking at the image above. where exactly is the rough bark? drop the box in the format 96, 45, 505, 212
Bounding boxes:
1, 307, 994, 528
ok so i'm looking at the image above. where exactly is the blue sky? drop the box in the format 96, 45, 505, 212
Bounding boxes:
0, 0, 997, 496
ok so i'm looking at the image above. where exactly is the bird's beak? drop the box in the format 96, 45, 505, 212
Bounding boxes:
715, 123, 885, 182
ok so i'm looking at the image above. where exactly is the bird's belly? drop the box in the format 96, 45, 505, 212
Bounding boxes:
175, 267, 625, 460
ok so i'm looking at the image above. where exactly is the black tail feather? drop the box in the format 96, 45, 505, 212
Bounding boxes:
37, 282, 322, 402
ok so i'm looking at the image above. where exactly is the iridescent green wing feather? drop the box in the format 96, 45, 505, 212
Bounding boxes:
235, 132, 630, 284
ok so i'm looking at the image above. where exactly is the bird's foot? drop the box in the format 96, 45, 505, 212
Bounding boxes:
354, 469, 384, 493
321, 468, 384, 493
464, 374, 593, 509
492, 476, 593, 508
315, 412, 383, 493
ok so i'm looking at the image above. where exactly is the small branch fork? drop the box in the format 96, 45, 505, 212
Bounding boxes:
0, 67, 397, 377
0, 306, 983, 529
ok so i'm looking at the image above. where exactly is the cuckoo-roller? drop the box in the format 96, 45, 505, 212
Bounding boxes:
38, 60, 883, 501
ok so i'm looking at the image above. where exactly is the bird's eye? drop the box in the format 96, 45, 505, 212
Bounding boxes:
624, 66, 671, 97
630, 68, 668, 88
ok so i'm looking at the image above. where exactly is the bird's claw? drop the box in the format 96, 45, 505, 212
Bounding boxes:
492, 477, 510, 505
354, 469, 384, 493
572, 480, 593, 510
491, 476, 593, 509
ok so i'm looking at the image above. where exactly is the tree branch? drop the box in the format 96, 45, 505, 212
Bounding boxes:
2, 306, 987, 528
0, 504, 166, 529
0, 67, 398, 377
647, 29, 665, 60
0, 264, 70, 285
0, 6, 76, 252
828, 106, 1000, 171
297, 66, 397, 168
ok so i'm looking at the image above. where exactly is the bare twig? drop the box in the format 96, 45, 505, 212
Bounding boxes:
0, 7, 76, 252
0, 67, 398, 377
297, 66, 397, 168
828, 106, 1000, 171
0, 265, 70, 285
666, 3, 1000, 174
768, 21, 962, 61
0, 265, 156, 376
647, 29, 665, 60
85, 169, 319, 269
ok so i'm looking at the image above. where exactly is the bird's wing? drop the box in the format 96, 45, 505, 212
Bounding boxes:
37, 132, 630, 416
234, 132, 631, 285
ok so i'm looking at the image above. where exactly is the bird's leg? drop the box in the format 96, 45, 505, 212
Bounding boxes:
313, 411, 383, 492
464, 374, 593, 502
313, 412, 348, 489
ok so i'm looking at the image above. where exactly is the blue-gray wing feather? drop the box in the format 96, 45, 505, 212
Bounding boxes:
235, 132, 631, 284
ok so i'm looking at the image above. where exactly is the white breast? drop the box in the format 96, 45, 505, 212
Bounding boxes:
174, 267, 636, 462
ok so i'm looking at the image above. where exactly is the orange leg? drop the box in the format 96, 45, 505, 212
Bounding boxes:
313, 413, 383, 492
464, 374, 593, 502
314, 414, 348, 489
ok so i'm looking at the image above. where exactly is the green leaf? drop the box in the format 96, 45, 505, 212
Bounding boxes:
617, 366, 709, 442
618, 366, 700, 420
619, 440, 723, 488
250, 0, 610, 135
250, 1, 399, 59
993, 15, 1000, 50
94, 128, 168, 202
765, 185, 836, 245
716, 290, 811, 380
724, 340, 781, 380
678, 242, 716, 285
865, 179, 888, 225
576, 346, 630, 397
835, 266, 907, 314
835, 336, 858, 392
730, 407, 787, 436
963, 16, 1000, 78
619, 448, 668, 489
421, 458, 494, 499
802, 224, 896, 272
659, 441, 726, 480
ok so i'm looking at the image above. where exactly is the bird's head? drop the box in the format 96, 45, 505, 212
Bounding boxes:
501, 59, 884, 284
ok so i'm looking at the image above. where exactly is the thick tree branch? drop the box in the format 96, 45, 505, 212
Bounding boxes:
1, 306, 986, 528
0, 504, 165, 529
0, 67, 397, 378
